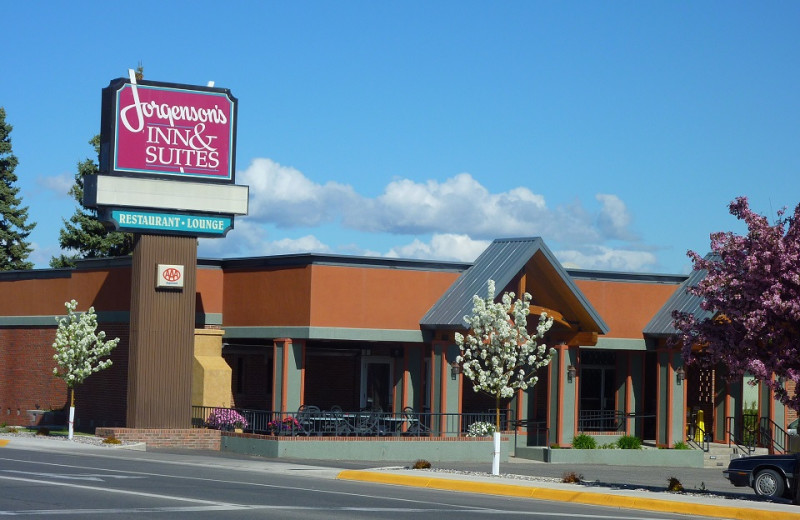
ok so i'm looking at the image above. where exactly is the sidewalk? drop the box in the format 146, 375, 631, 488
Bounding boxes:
3, 434, 800, 520
337, 466, 800, 520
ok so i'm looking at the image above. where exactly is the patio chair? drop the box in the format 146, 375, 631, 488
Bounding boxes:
402, 406, 431, 436
329, 405, 354, 436
353, 409, 383, 436
295, 405, 321, 436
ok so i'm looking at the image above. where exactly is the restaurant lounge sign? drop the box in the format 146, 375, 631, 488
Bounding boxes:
85, 72, 248, 237
101, 76, 237, 182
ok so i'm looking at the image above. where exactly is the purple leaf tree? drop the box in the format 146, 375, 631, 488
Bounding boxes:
672, 196, 800, 410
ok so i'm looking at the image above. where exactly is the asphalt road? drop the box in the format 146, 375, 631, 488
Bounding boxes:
0, 444, 724, 520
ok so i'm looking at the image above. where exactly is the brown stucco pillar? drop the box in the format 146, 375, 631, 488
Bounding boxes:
126, 235, 197, 428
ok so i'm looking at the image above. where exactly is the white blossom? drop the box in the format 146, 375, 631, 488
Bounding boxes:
52, 300, 120, 389
455, 279, 555, 429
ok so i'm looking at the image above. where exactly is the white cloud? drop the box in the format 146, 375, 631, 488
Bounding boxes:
240, 158, 358, 227
238, 159, 640, 249
555, 246, 657, 272
198, 220, 332, 259
213, 157, 655, 271
596, 193, 636, 240
386, 234, 490, 262
35, 174, 73, 197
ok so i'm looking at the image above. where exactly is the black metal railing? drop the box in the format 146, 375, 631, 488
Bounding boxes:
759, 416, 790, 455
578, 410, 626, 432
726, 414, 758, 456
686, 421, 710, 452
512, 419, 549, 448
191, 406, 532, 440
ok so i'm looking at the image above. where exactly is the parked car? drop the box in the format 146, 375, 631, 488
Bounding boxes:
724, 453, 800, 499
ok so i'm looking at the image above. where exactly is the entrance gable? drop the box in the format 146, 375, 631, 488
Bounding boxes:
420, 237, 608, 343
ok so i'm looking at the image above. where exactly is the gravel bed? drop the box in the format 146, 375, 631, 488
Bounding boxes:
0, 429, 137, 447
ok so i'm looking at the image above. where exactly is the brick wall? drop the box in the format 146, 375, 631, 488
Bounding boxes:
0, 327, 66, 426
0, 324, 129, 429
95, 427, 221, 450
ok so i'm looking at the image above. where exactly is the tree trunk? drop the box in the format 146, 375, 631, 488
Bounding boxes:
68, 388, 75, 440
493, 393, 501, 475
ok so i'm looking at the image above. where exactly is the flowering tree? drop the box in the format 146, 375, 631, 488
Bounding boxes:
455, 279, 554, 474
672, 197, 800, 411
52, 300, 119, 439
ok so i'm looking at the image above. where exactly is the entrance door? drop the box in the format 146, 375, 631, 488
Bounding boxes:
579, 351, 617, 431
361, 357, 393, 412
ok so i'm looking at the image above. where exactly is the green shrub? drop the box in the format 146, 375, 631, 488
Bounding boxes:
412, 459, 431, 469
616, 435, 642, 450
103, 436, 121, 445
572, 434, 597, 449
599, 442, 617, 449
672, 441, 690, 450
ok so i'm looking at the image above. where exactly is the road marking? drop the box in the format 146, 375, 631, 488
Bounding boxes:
0, 504, 694, 518
0, 474, 238, 507
0, 440, 8, 447
2, 470, 145, 482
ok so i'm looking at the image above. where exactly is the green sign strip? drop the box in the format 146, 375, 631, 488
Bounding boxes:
110, 209, 232, 237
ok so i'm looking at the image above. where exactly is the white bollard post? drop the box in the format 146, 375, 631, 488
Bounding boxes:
68, 406, 75, 440
492, 431, 501, 475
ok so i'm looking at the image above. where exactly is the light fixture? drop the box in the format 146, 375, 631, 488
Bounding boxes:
676, 367, 685, 385
567, 365, 576, 383
450, 362, 462, 381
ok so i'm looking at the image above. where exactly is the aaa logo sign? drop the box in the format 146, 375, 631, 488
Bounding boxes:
156, 264, 185, 289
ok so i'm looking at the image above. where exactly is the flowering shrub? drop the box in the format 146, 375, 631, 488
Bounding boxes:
206, 408, 248, 430
466, 421, 496, 437
267, 416, 300, 434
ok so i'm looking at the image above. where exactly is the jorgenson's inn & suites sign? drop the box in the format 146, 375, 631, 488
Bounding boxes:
85, 71, 248, 237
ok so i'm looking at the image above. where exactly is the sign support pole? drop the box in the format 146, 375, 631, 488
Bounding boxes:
126, 234, 197, 428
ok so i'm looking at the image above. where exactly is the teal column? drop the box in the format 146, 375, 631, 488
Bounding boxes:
724, 377, 743, 444
547, 346, 560, 446
272, 339, 285, 412
272, 338, 304, 413
656, 348, 686, 447
548, 344, 576, 447
628, 352, 644, 437
286, 339, 304, 413
404, 344, 424, 410
431, 339, 462, 436
670, 351, 686, 447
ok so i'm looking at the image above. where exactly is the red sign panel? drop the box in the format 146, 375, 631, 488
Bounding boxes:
101, 78, 237, 182
162, 267, 182, 283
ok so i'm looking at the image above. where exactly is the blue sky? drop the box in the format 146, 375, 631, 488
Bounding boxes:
3, 2, 799, 274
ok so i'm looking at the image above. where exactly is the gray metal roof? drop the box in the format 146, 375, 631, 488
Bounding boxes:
643, 255, 715, 336
420, 237, 608, 333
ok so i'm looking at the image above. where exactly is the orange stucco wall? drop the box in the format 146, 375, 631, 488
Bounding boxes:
196, 267, 224, 314
308, 265, 461, 329
0, 268, 131, 316
217, 263, 461, 330
574, 279, 680, 339
221, 266, 313, 326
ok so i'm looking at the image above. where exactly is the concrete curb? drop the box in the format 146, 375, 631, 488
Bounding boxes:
336, 470, 800, 520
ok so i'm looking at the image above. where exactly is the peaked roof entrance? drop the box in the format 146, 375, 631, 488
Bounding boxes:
420, 237, 608, 346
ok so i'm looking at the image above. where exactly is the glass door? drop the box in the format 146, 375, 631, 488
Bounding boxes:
360, 356, 393, 412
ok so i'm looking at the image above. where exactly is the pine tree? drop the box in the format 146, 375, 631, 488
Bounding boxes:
50, 135, 134, 268
0, 107, 36, 270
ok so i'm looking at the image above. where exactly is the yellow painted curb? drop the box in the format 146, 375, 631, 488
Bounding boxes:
336, 470, 800, 520
0, 440, 9, 447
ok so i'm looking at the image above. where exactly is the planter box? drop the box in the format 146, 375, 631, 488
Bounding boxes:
221, 434, 511, 462
515, 446, 704, 468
